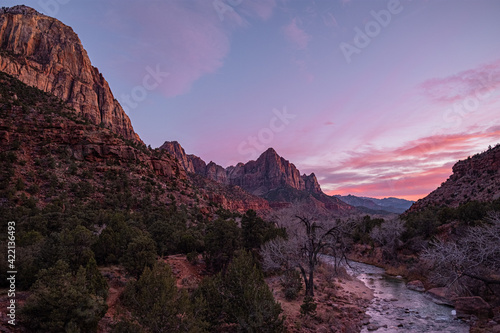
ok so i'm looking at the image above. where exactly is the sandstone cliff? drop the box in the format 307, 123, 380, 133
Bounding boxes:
409, 145, 500, 212
0, 5, 139, 141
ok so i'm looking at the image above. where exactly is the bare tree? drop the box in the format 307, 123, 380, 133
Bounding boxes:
421, 212, 500, 295
261, 207, 354, 297
370, 218, 405, 260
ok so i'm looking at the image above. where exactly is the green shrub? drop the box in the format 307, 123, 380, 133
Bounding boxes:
300, 296, 317, 317
281, 269, 302, 301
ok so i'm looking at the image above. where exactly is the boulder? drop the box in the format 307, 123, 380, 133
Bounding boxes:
454, 296, 491, 319
426, 287, 456, 306
406, 280, 425, 292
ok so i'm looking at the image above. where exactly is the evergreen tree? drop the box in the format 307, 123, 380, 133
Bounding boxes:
85, 256, 108, 300
241, 210, 286, 250
122, 262, 208, 333
203, 218, 241, 272
200, 250, 285, 332
120, 233, 157, 277
20, 260, 108, 332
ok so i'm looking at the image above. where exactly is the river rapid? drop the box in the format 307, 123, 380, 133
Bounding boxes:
341, 260, 470, 332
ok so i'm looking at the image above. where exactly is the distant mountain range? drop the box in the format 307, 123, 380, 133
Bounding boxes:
334, 195, 414, 214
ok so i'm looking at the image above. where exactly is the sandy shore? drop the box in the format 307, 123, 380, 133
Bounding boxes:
266, 263, 374, 333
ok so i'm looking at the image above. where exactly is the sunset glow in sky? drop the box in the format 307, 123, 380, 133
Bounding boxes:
7, 0, 500, 200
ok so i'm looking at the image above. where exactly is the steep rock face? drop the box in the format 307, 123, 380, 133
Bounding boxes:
228, 148, 308, 195
303, 173, 322, 194
0, 71, 192, 214
0, 5, 139, 141
206, 161, 227, 184
160, 143, 323, 196
409, 145, 500, 212
189, 155, 207, 175
159, 141, 196, 173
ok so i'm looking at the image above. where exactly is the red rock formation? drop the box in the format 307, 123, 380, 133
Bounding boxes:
0, 5, 139, 141
409, 145, 500, 212
227, 148, 312, 195
160, 141, 196, 173
160, 142, 353, 212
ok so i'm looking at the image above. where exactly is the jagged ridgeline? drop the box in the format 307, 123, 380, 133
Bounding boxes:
161, 141, 355, 212
408, 144, 500, 212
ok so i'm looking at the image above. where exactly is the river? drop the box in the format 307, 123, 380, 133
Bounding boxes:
342, 260, 470, 332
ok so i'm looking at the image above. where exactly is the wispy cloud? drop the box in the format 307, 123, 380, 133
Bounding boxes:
420, 58, 500, 104
282, 18, 311, 50
107, 0, 278, 98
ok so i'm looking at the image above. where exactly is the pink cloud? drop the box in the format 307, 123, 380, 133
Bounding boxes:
283, 18, 311, 50
313, 127, 500, 200
325, 165, 452, 201
420, 58, 500, 104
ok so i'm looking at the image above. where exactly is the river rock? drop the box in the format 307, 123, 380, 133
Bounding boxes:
407, 280, 425, 292
454, 296, 491, 319
367, 323, 383, 331
426, 287, 456, 306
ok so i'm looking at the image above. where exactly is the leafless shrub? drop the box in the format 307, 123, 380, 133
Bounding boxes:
421, 212, 500, 295
370, 218, 405, 260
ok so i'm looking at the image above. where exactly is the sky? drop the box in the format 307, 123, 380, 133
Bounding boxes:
5, 0, 500, 201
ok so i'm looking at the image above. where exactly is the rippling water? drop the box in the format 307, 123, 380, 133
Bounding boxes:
342, 260, 469, 333
321, 256, 470, 332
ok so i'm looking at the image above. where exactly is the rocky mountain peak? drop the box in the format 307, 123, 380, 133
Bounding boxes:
0, 5, 140, 141
0, 5, 40, 16
261, 147, 278, 157
303, 173, 322, 194
159, 142, 352, 211
160, 141, 195, 173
